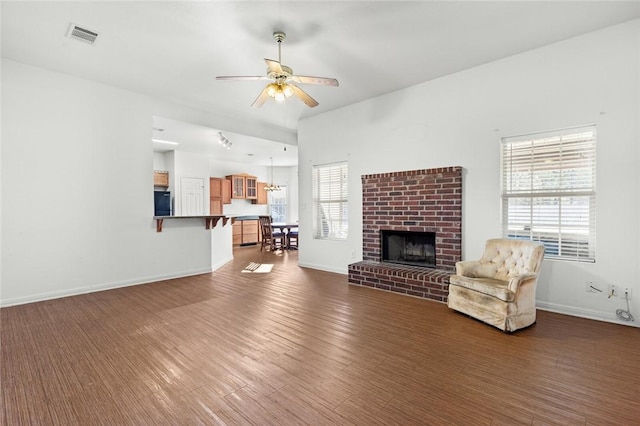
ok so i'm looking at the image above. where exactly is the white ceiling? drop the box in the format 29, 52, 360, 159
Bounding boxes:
3, 1, 640, 162
152, 115, 298, 166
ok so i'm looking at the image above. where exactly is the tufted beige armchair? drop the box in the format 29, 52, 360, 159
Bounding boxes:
447, 238, 545, 332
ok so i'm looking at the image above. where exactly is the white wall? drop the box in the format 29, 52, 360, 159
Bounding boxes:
211, 223, 233, 270
153, 152, 167, 171
285, 166, 299, 223
298, 21, 640, 326
0, 59, 291, 306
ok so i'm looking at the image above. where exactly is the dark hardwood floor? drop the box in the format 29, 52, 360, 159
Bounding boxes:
2, 246, 639, 425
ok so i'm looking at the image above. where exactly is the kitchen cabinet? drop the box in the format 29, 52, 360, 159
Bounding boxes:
242, 220, 259, 244
232, 218, 261, 246
252, 182, 268, 205
210, 177, 232, 214
209, 177, 224, 215
210, 177, 223, 197
232, 221, 242, 245
222, 179, 231, 204
246, 176, 258, 200
227, 174, 245, 198
210, 199, 223, 215
154, 171, 169, 187
226, 174, 257, 199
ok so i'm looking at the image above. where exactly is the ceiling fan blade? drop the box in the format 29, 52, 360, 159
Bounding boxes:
264, 59, 283, 74
291, 75, 339, 87
251, 85, 271, 108
290, 83, 319, 108
216, 76, 268, 81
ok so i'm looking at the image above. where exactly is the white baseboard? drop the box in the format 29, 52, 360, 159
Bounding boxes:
212, 255, 233, 271
0, 267, 213, 308
1, 285, 94, 308
536, 300, 639, 328
297, 265, 638, 327
4, 264, 636, 331
297, 261, 348, 276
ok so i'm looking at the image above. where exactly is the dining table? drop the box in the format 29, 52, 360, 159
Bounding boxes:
271, 223, 299, 249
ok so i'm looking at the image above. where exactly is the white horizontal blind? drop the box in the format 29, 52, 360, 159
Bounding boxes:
268, 186, 287, 223
313, 162, 348, 239
501, 126, 596, 261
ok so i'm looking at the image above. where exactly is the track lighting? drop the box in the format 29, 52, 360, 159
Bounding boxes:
218, 132, 232, 150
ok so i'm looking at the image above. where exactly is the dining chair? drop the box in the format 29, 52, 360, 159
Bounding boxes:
258, 216, 284, 251
287, 228, 298, 249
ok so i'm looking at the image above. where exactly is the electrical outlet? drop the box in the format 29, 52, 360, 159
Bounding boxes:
622, 287, 632, 300
351, 250, 356, 259
608, 284, 618, 298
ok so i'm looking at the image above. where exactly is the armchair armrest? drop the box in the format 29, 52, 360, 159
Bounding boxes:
507, 272, 538, 292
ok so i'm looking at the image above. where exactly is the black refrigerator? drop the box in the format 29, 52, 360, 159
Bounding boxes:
154, 191, 171, 216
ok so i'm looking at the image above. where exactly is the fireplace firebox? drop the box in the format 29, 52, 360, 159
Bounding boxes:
381, 230, 436, 268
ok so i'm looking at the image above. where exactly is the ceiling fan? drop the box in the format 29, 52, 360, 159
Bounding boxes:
216, 31, 339, 108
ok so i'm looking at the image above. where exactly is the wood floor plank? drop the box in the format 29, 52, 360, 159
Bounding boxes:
2, 246, 640, 424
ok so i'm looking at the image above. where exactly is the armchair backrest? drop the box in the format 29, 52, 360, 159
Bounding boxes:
477, 238, 545, 280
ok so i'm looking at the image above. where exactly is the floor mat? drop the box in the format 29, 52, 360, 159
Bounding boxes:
241, 262, 274, 273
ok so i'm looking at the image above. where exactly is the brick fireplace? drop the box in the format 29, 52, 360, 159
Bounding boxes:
348, 166, 463, 302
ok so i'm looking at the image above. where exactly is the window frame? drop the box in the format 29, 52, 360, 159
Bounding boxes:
500, 125, 596, 262
312, 161, 349, 240
268, 186, 287, 223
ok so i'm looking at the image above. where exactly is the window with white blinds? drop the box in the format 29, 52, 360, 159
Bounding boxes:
313, 162, 348, 239
268, 186, 287, 223
501, 125, 596, 262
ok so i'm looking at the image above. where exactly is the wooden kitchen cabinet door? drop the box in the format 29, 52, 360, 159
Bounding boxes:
222, 179, 231, 204
209, 177, 224, 215
210, 177, 223, 197
245, 176, 258, 200
154, 171, 169, 187
252, 182, 268, 204
232, 222, 242, 245
242, 220, 259, 244
209, 199, 223, 215
227, 175, 246, 199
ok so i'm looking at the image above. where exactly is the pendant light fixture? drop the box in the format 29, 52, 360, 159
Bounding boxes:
265, 157, 281, 192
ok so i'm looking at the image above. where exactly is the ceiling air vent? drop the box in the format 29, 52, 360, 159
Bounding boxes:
66, 23, 99, 45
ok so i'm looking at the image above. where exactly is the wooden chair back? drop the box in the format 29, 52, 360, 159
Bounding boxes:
258, 216, 283, 251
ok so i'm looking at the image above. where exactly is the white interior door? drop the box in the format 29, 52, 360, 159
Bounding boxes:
181, 177, 204, 216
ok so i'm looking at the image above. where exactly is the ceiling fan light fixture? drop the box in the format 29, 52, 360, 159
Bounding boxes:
216, 31, 338, 108
266, 83, 278, 98
266, 83, 293, 102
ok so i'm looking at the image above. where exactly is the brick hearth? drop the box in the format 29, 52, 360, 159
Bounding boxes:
348, 166, 463, 303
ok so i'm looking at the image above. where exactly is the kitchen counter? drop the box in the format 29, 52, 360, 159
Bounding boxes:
153, 215, 229, 232
228, 215, 260, 221
230, 216, 261, 246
